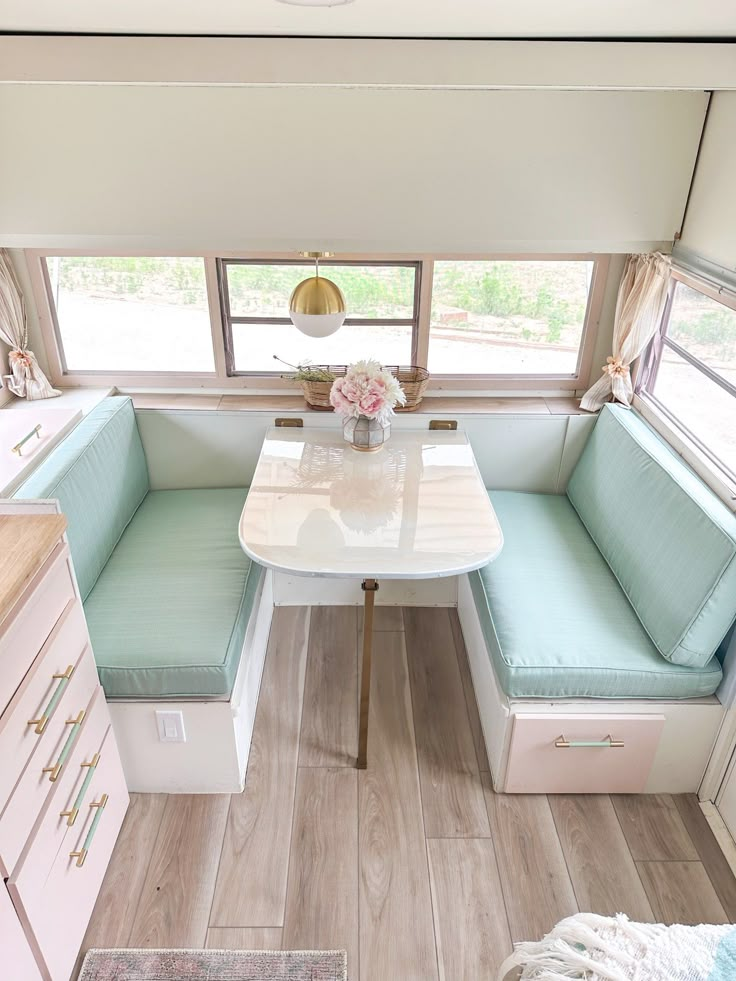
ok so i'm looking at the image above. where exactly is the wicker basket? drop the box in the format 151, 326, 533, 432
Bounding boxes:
299, 365, 430, 412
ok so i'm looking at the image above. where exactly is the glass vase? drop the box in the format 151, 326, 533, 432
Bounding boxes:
343, 414, 390, 452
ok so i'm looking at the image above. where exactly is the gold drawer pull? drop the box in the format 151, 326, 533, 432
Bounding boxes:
42, 709, 85, 781
60, 752, 101, 826
27, 665, 75, 735
70, 794, 108, 868
555, 734, 624, 749
12, 424, 42, 456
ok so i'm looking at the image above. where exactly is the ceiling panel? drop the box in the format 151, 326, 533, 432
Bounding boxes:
0, 0, 734, 39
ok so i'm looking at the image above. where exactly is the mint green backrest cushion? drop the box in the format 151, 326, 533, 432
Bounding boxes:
567, 404, 736, 668
14, 397, 150, 600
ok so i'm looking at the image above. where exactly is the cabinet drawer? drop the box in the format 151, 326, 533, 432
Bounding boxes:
0, 544, 75, 717
10, 715, 128, 981
0, 642, 99, 877
0, 600, 89, 806
0, 879, 41, 981
10, 686, 109, 889
504, 713, 666, 793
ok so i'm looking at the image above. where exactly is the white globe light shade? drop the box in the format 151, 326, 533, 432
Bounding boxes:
289, 310, 346, 337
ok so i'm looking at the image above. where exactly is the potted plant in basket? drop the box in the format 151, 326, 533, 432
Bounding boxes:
329, 359, 406, 451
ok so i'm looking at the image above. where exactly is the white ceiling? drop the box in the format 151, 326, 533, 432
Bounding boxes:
1, 0, 735, 38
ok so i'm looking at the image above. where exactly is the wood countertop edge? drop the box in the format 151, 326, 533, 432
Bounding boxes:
0, 513, 68, 628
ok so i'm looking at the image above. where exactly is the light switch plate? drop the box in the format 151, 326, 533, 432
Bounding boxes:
155, 709, 186, 743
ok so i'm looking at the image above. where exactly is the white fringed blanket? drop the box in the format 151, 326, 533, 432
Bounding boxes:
500, 912, 736, 981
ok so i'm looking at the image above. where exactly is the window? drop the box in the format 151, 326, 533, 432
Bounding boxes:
640, 274, 736, 481
44, 256, 214, 372
35, 252, 602, 386
428, 259, 595, 375
219, 260, 420, 373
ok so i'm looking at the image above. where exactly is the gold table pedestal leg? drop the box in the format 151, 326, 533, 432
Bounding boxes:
357, 578, 379, 770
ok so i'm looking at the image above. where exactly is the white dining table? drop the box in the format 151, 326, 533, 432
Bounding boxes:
239, 425, 503, 768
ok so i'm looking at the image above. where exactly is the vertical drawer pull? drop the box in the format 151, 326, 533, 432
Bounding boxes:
555, 734, 624, 749
70, 794, 109, 867
27, 664, 75, 735
42, 709, 86, 781
60, 752, 101, 826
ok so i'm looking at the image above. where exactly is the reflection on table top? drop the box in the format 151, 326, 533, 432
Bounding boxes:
239, 427, 503, 579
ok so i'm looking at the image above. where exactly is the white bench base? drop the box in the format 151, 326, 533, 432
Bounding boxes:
457, 574, 724, 795
107, 570, 274, 793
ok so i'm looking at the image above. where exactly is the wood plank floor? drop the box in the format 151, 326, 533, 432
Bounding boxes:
82, 607, 736, 980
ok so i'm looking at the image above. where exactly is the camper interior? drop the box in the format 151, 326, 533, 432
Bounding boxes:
0, 4, 736, 980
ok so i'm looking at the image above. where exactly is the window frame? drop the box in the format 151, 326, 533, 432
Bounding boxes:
637, 266, 736, 487
217, 257, 422, 376
25, 250, 607, 392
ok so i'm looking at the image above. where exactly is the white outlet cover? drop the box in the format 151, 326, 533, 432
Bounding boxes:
155, 709, 186, 743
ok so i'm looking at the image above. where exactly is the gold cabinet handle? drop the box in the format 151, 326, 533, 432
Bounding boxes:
70, 794, 108, 867
12, 424, 42, 456
42, 709, 85, 781
60, 753, 101, 826
27, 665, 75, 735
555, 734, 624, 749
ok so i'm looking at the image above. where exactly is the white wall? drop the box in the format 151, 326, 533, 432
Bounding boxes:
679, 92, 736, 272
135, 407, 596, 493
0, 86, 706, 254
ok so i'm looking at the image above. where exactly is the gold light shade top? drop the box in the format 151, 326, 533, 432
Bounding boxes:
289, 276, 346, 316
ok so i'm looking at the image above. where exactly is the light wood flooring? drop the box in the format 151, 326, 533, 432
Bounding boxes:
82, 606, 736, 980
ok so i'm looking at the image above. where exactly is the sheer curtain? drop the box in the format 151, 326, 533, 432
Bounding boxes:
0, 250, 60, 400
581, 252, 671, 412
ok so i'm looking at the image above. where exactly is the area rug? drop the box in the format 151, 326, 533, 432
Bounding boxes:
78, 948, 348, 981
498, 912, 736, 980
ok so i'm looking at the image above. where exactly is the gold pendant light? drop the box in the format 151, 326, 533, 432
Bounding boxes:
289, 252, 347, 338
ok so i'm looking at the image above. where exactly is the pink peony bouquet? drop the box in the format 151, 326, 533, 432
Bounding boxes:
329, 360, 406, 425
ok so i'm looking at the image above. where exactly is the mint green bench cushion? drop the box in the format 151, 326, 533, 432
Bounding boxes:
471, 491, 722, 699
83, 488, 261, 698
14, 397, 149, 601
567, 405, 736, 669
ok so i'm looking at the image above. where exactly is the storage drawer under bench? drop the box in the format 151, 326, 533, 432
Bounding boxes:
504, 712, 666, 793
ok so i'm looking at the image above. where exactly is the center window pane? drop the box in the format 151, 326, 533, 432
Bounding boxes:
226, 263, 416, 320
428, 260, 593, 375
225, 262, 417, 372
231, 323, 414, 372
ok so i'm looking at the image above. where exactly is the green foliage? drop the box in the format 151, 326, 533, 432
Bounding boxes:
226, 263, 415, 319
55, 256, 206, 306
670, 309, 736, 359
53, 256, 595, 350
432, 260, 590, 344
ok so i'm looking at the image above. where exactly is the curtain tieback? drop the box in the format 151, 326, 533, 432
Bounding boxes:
9, 348, 34, 369
601, 356, 629, 379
